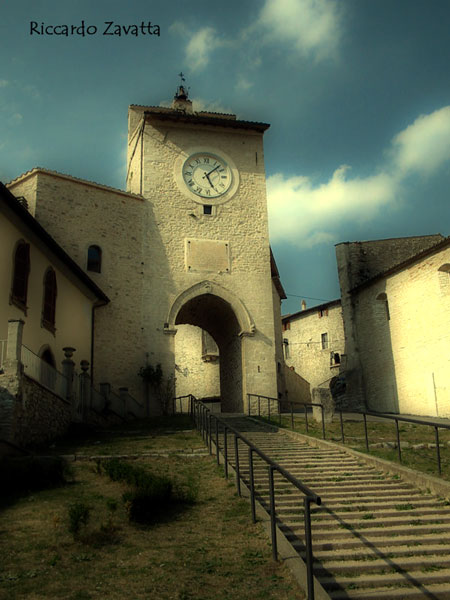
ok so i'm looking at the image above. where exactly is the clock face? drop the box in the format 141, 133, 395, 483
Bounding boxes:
182, 153, 232, 199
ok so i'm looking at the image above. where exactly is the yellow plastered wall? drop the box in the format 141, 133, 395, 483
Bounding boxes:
0, 215, 94, 368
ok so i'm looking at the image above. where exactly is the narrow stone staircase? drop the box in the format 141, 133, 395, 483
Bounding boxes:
217, 416, 450, 599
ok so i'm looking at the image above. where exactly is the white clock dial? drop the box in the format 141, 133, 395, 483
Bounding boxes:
182, 153, 232, 199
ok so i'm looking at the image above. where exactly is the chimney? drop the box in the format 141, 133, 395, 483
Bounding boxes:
301, 300, 307, 311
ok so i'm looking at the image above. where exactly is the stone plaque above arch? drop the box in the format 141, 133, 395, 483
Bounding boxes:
185, 238, 231, 274
164, 280, 255, 337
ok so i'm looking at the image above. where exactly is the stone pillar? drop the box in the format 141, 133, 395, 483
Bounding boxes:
119, 387, 128, 418
79, 360, 90, 422
0, 320, 25, 445
5, 319, 24, 375
311, 387, 335, 424
62, 347, 76, 404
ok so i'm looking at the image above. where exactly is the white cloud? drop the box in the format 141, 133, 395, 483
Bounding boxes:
267, 105, 450, 248
258, 0, 341, 61
391, 106, 450, 176
267, 167, 397, 247
192, 97, 234, 114
186, 27, 219, 71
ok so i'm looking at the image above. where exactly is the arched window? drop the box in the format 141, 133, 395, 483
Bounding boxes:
376, 292, 390, 320
39, 346, 56, 391
42, 268, 57, 332
87, 245, 102, 273
11, 241, 30, 311
438, 264, 450, 295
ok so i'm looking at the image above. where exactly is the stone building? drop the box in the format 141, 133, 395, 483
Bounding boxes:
0, 182, 109, 447
5, 86, 285, 416
335, 234, 449, 415
281, 299, 344, 405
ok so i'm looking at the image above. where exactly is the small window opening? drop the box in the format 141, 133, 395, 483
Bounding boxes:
203, 205, 212, 215
330, 352, 340, 366
87, 245, 102, 273
42, 268, 57, 332
283, 338, 290, 359
321, 332, 329, 349
11, 241, 30, 310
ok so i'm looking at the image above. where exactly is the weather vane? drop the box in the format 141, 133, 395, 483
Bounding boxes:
175, 72, 190, 100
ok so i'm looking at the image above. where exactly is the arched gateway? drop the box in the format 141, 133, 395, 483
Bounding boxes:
165, 281, 255, 412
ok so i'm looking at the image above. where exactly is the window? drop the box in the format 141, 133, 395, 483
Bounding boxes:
87, 245, 102, 273
330, 352, 340, 366
438, 264, 450, 295
42, 268, 57, 332
283, 338, 290, 359
321, 332, 329, 349
11, 241, 30, 311
318, 309, 328, 318
203, 205, 212, 215
376, 292, 390, 320
282, 320, 291, 331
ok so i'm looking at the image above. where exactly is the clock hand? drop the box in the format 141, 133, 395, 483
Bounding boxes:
202, 170, 215, 188
206, 165, 220, 176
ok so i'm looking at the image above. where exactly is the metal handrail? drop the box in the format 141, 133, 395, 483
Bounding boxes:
247, 393, 326, 440
189, 395, 321, 600
251, 392, 450, 477
338, 409, 450, 476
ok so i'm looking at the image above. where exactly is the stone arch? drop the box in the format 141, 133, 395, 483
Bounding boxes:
165, 281, 254, 413
165, 280, 255, 336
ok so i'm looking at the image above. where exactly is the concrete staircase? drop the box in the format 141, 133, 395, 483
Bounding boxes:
218, 416, 450, 599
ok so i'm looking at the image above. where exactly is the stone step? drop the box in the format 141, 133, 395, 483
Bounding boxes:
328, 582, 450, 599
314, 554, 450, 576
319, 567, 450, 591
276, 506, 450, 520
306, 542, 450, 562
212, 417, 450, 599
282, 521, 450, 539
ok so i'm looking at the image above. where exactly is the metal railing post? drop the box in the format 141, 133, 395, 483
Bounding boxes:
208, 414, 212, 455
234, 435, 241, 497
363, 413, 369, 451
395, 418, 402, 463
268, 466, 277, 561
215, 418, 220, 466
340, 410, 345, 444
224, 426, 229, 479
435, 426, 442, 475
248, 448, 256, 524
291, 403, 294, 430
268, 397, 271, 422
304, 404, 309, 432
258, 395, 261, 417
278, 400, 282, 426
304, 497, 315, 600
248, 393, 251, 416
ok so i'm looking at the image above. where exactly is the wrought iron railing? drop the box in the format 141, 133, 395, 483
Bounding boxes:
21, 345, 68, 399
247, 393, 326, 439
249, 392, 450, 477
182, 395, 321, 600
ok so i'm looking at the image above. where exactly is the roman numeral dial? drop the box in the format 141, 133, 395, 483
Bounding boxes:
182, 152, 232, 199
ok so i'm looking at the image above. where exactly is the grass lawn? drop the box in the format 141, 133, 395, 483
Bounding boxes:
0, 416, 304, 600
257, 413, 450, 481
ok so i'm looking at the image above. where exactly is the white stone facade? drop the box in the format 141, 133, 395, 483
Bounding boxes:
351, 239, 450, 417
7, 95, 284, 414
282, 300, 344, 398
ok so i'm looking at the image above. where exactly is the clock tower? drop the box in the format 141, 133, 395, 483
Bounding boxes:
126, 86, 280, 412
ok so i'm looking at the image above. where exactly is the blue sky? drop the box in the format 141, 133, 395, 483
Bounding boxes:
1, 0, 450, 314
